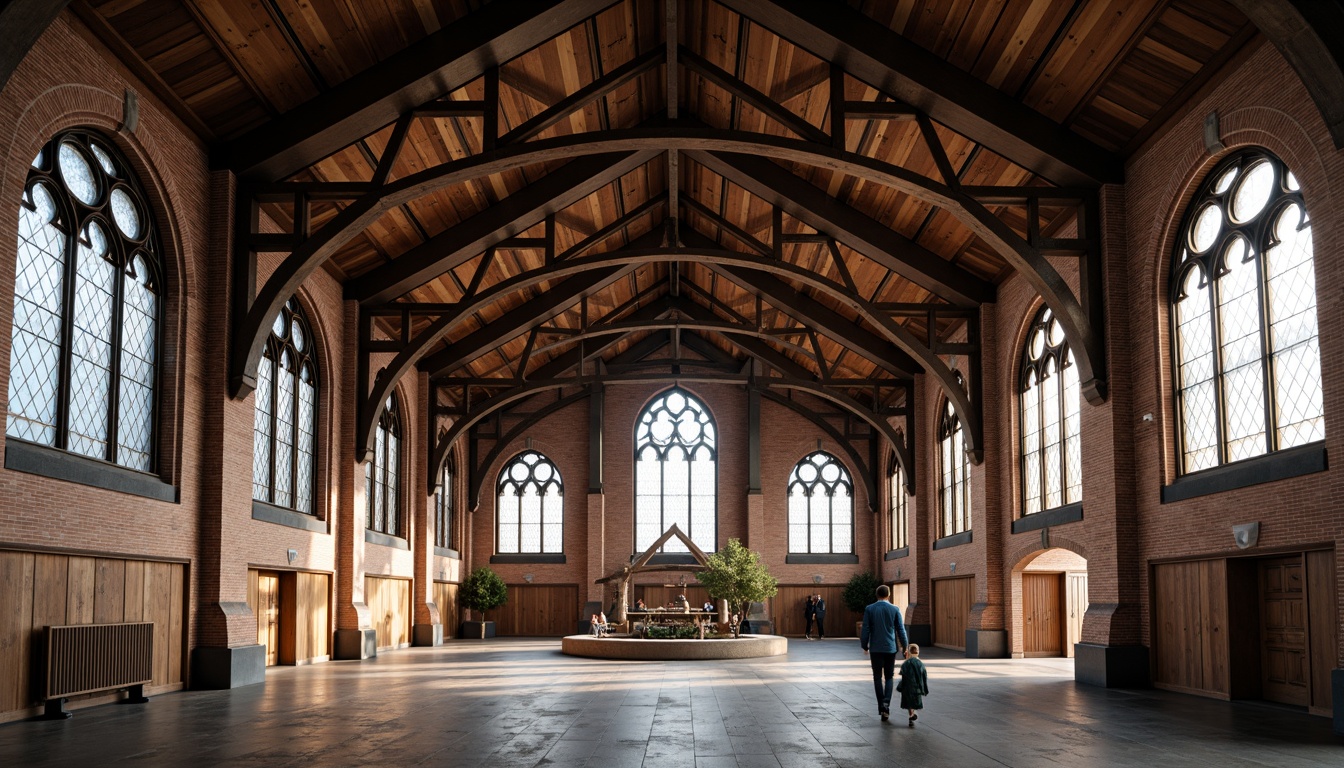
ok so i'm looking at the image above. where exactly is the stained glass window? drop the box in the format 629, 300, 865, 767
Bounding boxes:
252, 298, 318, 514
634, 388, 717, 553
889, 456, 908, 550
365, 394, 402, 536
787, 452, 853, 554
1020, 307, 1082, 515
938, 376, 971, 537
1171, 149, 1323, 473
434, 458, 454, 550
7, 131, 160, 471
496, 451, 563, 554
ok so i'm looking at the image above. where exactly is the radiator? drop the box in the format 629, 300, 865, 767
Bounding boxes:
42, 622, 154, 718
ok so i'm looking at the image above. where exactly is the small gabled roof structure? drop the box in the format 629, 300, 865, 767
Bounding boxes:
596, 524, 712, 623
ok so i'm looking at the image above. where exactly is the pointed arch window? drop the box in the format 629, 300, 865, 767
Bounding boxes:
938, 379, 971, 537
1172, 149, 1323, 473
496, 451, 563, 554
7, 130, 161, 472
365, 394, 402, 536
252, 298, 318, 514
434, 458, 454, 550
889, 456, 908, 551
635, 388, 717, 554
788, 452, 853, 554
1020, 307, 1081, 515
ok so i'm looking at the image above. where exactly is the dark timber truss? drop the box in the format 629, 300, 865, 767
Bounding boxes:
216, 0, 1148, 503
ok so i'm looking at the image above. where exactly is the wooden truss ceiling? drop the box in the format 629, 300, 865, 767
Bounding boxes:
78, 0, 1257, 484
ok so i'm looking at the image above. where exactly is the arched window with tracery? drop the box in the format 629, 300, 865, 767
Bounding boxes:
788, 451, 853, 554
365, 394, 402, 536
635, 387, 717, 553
434, 457, 454, 550
7, 130, 161, 472
252, 298, 318, 514
496, 451, 563, 554
1020, 307, 1081, 515
1172, 149, 1323, 473
938, 378, 971, 537
889, 456, 908, 550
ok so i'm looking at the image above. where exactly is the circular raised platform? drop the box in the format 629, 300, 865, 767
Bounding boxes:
561, 633, 787, 660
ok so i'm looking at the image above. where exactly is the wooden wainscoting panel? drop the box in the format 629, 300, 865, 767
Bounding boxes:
933, 577, 974, 650
487, 585, 579, 636
366, 576, 412, 650
0, 552, 36, 714
296, 572, 330, 663
1152, 560, 1230, 697
1306, 549, 1337, 714
66, 556, 95, 625
93, 558, 127, 624
433, 581, 459, 629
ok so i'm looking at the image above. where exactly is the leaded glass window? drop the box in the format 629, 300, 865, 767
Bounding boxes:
496, 451, 563, 554
634, 387, 717, 553
252, 298, 318, 514
365, 394, 402, 536
7, 130, 161, 471
1171, 149, 1324, 473
938, 379, 971, 537
787, 452, 853, 554
435, 458, 454, 550
889, 456, 908, 550
1020, 307, 1082, 515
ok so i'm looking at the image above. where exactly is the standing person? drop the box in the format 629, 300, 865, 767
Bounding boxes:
813, 593, 827, 640
898, 644, 929, 727
803, 595, 816, 640
860, 584, 909, 721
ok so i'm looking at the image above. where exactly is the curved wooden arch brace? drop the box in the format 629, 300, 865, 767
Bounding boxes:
755, 388, 879, 510
235, 123, 1103, 414
458, 389, 591, 502
429, 372, 910, 505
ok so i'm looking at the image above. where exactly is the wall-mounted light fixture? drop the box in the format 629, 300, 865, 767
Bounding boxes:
1233, 522, 1260, 550
812, 574, 823, 584
1142, 413, 1154, 422
523, 573, 535, 583
950, 562, 957, 574
286, 548, 298, 565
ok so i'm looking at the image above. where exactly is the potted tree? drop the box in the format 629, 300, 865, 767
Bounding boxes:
698, 538, 778, 637
843, 571, 883, 637
460, 566, 508, 639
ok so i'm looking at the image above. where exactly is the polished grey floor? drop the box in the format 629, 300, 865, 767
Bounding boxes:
1, 638, 1339, 766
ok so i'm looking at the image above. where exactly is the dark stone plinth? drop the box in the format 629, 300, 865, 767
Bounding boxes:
965, 629, 1008, 658
334, 629, 377, 659
412, 623, 443, 647
1075, 643, 1150, 688
192, 645, 265, 689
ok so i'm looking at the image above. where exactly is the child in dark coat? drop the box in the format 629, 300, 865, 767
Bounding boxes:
897, 643, 929, 727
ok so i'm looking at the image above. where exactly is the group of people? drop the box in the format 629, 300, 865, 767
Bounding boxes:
859, 584, 929, 726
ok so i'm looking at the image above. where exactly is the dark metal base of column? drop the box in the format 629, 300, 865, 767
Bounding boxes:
1332, 668, 1343, 735
334, 629, 378, 659
191, 644, 266, 689
964, 629, 1008, 658
412, 623, 443, 647
1074, 642, 1150, 688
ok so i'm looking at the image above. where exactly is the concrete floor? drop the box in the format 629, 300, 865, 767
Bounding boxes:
1, 638, 1339, 767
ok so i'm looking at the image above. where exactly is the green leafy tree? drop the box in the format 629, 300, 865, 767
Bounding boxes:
698, 538, 778, 621
460, 567, 508, 620
842, 571, 882, 613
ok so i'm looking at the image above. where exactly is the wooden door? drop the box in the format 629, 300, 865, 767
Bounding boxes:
891, 582, 911, 616
1022, 573, 1063, 657
1260, 556, 1309, 706
1066, 573, 1088, 658
256, 572, 280, 666
933, 577, 973, 650
365, 576, 411, 650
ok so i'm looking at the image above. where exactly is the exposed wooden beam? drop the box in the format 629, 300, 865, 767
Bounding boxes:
217, 0, 617, 180
715, 0, 1122, 185
690, 149, 993, 306
349, 150, 655, 304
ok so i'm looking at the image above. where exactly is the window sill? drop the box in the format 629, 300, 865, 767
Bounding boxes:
434, 546, 460, 560
884, 547, 910, 561
1012, 503, 1083, 534
4, 440, 177, 502
252, 501, 326, 533
1162, 442, 1327, 503
785, 553, 859, 564
932, 530, 972, 550
364, 529, 409, 550
490, 553, 565, 564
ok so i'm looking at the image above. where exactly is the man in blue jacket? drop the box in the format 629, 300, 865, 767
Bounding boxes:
860, 584, 909, 721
